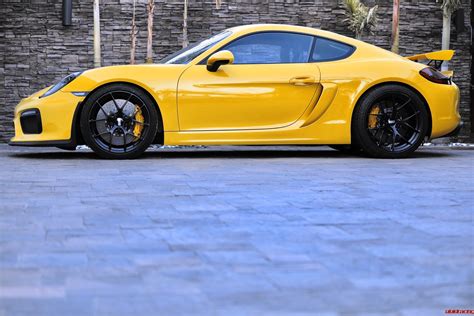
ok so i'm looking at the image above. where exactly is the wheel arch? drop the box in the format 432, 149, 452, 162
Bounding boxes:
351, 81, 432, 139
72, 81, 164, 146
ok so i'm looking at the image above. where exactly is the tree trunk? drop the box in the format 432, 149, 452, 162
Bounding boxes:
391, 0, 400, 54
93, 0, 101, 67
183, 0, 188, 48
215, 0, 221, 9
441, 7, 451, 71
130, 0, 137, 64
146, 0, 155, 64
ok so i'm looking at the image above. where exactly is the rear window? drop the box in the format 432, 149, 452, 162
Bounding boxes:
311, 37, 354, 62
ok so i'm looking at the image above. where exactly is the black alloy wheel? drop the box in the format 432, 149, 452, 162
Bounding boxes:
80, 84, 159, 159
352, 84, 429, 158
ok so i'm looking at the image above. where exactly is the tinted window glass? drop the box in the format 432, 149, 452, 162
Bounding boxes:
222, 32, 313, 64
312, 37, 354, 62
160, 31, 231, 64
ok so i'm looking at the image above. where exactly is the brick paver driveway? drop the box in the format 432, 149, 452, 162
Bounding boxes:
0, 144, 472, 316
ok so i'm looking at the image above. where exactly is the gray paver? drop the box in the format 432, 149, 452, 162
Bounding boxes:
0, 144, 473, 315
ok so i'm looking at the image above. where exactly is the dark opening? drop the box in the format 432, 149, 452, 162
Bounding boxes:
20, 109, 42, 134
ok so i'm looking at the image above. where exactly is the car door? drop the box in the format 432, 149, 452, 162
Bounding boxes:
177, 32, 321, 131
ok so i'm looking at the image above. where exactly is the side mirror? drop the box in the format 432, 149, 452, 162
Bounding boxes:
206, 50, 234, 72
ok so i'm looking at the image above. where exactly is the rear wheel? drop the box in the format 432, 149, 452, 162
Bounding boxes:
352, 85, 429, 158
80, 84, 159, 159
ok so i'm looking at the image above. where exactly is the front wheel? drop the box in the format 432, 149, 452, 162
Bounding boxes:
352, 85, 429, 158
80, 84, 159, 159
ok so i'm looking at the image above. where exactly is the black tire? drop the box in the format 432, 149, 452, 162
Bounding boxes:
352, 84, 429, 158
328, 144, 362, 154
80, 83, 159, 159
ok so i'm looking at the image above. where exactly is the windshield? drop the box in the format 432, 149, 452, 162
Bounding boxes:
159, 31, 232, 64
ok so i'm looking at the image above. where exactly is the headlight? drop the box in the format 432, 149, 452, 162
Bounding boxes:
41, 71, 83, 98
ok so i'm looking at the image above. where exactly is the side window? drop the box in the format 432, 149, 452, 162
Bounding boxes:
312, 37, 354, 62
222, 32, 314, 64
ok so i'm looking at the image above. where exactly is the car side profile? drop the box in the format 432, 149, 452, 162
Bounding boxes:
10, 24, 461, 159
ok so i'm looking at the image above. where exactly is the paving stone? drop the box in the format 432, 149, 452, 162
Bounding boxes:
0, 145, 472, 315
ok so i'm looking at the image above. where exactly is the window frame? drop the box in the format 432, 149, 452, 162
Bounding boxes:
198, 30, 316, 65
198, 31, 357, 66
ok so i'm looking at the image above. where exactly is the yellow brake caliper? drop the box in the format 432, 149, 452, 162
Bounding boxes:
368, 105, 380, 129
133, 105, 144, 139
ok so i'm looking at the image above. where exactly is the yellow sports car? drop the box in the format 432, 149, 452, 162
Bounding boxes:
10, 24, 461, 159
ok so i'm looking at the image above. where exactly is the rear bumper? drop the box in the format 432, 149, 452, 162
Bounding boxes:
439, 121, 463, 138
426, 82, 461, 139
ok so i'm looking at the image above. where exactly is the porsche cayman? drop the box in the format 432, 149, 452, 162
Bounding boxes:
10, 24, 461, 158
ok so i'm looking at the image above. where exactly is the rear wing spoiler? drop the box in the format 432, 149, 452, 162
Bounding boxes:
405, 50, 455, 76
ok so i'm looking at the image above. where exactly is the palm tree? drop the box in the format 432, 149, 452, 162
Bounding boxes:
93, 0, 101, 67
391, 0, 400, 54
438, 0, 462, 49
146, 0, 155, 63
438, 0, 462, 70
130, 0, 137, 64
437, 0, 462, 70
343, 0, 378, 40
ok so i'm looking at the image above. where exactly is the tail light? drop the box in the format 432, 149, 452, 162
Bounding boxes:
419, 67, 451, 85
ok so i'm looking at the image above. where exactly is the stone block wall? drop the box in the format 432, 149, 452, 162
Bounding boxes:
0, 0, 471, 142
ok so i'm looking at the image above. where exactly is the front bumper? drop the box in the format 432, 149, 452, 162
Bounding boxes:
9, 89, 85, 147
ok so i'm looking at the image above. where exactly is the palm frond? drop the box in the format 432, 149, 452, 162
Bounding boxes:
437, 0, 462, 15
366, 5, 378, 33
343, 0, 377, 38
345, 0, 359, 15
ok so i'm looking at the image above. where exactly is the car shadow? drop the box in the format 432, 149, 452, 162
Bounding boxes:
9, 147, 452, 160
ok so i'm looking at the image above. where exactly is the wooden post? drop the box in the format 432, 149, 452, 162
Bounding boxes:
130, 0, 137, 64
183, 0, 188, 48
391, 0, 400, 54
146, 0, 155, 64
93, 0, 101, 67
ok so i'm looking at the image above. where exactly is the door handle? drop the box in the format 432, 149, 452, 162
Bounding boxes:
289, 76, 316, 86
